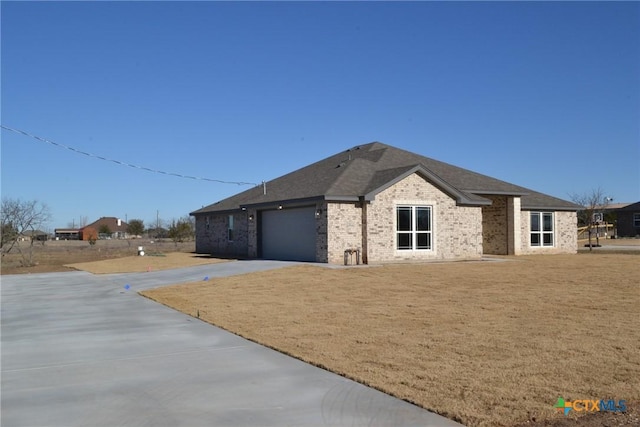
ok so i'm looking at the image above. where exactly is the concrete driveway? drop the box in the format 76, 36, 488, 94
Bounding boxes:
1, 261, 462, 427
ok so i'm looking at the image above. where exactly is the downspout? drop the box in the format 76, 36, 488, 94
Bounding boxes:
360, 198, 368, 264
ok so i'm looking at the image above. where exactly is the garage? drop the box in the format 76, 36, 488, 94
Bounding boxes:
260, 206, 317, 262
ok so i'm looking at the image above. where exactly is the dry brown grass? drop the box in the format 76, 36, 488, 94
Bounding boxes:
141, 254, 640, 427
65, 252, 228, 274
1, 239, 197, 274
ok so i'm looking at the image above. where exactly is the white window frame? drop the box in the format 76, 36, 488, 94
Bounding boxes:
530, 212, 554, 247
633, 213, 640, 228
396, 205, 433, 251
227, 215, 234, 242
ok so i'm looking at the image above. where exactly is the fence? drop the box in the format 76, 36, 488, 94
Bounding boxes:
577, 223, 615, 240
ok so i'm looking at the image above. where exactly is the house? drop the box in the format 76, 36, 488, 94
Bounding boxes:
78, 226, 98, 241
612, 202, 640, 237
18, 230, 49, 242
85, 217, 129, 239
576, 202, 640, 239
54, 228, 79, 240
190, 142, 579, 264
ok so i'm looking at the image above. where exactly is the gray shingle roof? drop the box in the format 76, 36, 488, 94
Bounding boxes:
191, 142, 579, 215
618, 201, 640, 211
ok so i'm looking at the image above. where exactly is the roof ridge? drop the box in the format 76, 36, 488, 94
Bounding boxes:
191, 141, 579, 214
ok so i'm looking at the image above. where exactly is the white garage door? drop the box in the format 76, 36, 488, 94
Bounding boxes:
261, 206, 317, 262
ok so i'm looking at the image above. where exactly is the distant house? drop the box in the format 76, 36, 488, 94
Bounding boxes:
613, 202, 640, 237
54, 228, 79, 240
191, 142, 580, 264
19, 230, 49, 242
78, 226, 98, 241
85, 217, 129, 239
146, 226, 168, 239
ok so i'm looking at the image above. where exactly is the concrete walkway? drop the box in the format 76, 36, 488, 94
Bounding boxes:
1, 261, 463, 427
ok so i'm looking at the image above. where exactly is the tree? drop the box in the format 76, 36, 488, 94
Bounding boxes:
127, 219, 144, 237
1, 222, 18, 250
1, 198, 52, 265
147, 226, 168, 239
98, 224, 112, 238
570, 188, 612, 251
167, 217, 194, 244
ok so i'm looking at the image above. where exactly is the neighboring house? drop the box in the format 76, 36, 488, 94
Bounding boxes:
54, 228, 79, 240
614, 202, 640, 237
146, 227, 169, 239
85, 217, 129, 239
18, 230, 49, 242
190, 142, 580, 264
78, 226, 98, 241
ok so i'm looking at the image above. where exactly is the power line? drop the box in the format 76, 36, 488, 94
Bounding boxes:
1, 125, 258, 186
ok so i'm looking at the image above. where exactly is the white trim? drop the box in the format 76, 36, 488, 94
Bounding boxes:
529, 211, 555, 248
394, 203, 434, 252
227, 214, 234, 242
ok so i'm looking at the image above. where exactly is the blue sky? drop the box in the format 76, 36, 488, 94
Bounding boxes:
2, 1, 639, 230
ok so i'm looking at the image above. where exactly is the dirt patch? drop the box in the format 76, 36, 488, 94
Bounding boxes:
65, 251, 228, 274
141, 254, 640, 427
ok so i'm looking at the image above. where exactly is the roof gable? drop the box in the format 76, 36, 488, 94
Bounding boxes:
191, 142, 578, 214
362, 165, 491, 206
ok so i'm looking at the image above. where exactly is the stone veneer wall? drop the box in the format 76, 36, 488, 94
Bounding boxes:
194, 212, 249, 257
519, 210, 577, 254
363, 173, 483, 263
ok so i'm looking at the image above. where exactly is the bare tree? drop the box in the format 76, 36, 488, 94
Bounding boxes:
1, 198, 52, 265
569, 188, 611, 251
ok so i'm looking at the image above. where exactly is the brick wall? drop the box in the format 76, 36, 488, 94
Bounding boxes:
482, 195, 508, 255
247, 209, 258, 258
316, 203, 329, 263
519, 210, 577, 254
358, 173, 483, 263
482, 195, 522, 255
326, 202, 362, 264
194, 212, 249, 257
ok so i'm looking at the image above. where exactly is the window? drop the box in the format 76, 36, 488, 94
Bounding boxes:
227, 215, 234, 241
530, 212, 554, 247
396, 206, 432, 250
634, 213, 640, 228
